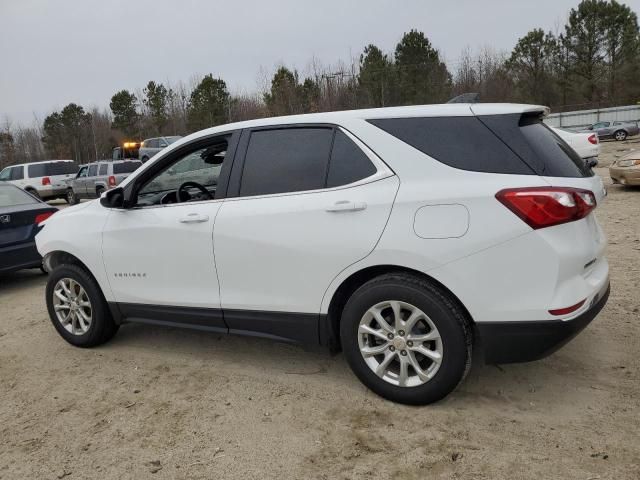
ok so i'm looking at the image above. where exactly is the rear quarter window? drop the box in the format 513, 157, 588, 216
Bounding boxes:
368, 116, 534, 175
113, 161, 141, 174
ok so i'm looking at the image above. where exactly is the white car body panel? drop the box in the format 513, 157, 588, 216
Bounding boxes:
36, 103, 609, 337
552, 127, 600, 160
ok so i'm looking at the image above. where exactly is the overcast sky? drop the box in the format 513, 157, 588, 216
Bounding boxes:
1, 0, 639, 125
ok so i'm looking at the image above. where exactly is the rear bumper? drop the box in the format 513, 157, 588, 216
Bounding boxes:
0, 241, 42, 273
475, 282, 610, 364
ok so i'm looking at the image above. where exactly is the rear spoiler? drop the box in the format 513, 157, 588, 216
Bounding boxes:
470, 104, 550, 118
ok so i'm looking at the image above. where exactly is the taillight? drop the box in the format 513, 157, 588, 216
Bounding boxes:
41, 177, 51, 186
588, 134, 598, 145
34, 211, 55, 224
108, 175, 116, 187
549, 299, 586, 316
496, 187, 597, 229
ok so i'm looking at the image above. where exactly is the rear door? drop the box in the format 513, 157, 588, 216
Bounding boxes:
214, 126, 398, 338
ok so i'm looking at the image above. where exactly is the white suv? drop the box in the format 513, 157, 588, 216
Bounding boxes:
36, 104, 610, 404
0, 160, 78, 201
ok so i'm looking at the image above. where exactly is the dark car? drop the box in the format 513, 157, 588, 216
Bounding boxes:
0, 183, 57, 274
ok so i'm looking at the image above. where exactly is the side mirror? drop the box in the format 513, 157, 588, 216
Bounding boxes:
586, 158, 598, 169
100, 187, 126, 209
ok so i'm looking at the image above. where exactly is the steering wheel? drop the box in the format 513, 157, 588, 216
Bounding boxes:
177, 181, 213, 202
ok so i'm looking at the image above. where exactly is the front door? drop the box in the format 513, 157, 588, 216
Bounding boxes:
214, 126, 398, 340
101, 133, 236, 330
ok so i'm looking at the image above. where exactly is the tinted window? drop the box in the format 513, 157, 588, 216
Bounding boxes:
327, 131, 377, 187
480, 114, 590, 177
113, 161, 141, 174
10, 166, 24, 180
99, 164, 108, 175
29, 161, 77, 177
240, 128, 333, 197
369, 117, 534, 175
0, 185, 38, 207
88, 164, 98, 177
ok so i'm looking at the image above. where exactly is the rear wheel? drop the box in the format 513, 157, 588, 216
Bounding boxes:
340, 273, 472, 405
96, 186, 105, 198
141, 156, 149, 163
46, 264, 119, 347
614, 130, 627, 141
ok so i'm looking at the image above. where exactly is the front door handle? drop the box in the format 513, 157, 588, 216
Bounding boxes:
179, 213, 209, 223
325, 201, 367, 213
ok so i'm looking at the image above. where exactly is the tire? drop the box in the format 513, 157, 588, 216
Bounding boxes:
26, 188, 40, 200
96, 186, 105, 198
66, 188, 78, 205
340, 273, 472, 405
46, 264, 119, 347
614, 130, 627, 141
141, 156, 149, 163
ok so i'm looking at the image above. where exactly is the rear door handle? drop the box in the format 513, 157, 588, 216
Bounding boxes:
179, 213, 209, 223
325, 201, 367, 212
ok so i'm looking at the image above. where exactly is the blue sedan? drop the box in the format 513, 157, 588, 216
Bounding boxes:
0, 183, 57, 274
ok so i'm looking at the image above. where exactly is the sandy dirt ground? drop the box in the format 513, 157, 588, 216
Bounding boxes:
1, 140, 639, 479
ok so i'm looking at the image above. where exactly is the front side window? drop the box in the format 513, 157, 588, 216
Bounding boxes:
77, 166, 88, 178
240, 128, 334, 197
0, 168, 11, 181
135, 135, 229, 207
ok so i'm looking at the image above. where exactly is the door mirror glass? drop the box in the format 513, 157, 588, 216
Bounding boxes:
100, 187, 126, 209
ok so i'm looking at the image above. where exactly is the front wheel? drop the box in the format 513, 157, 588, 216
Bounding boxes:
614, 130, 627, 141
46, 264, 119, 347
66, 188, 78, 205
340, 273, 472, 405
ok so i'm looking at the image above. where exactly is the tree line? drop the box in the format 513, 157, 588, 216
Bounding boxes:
1, 0, 639, 169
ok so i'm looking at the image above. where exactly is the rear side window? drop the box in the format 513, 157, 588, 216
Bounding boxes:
29, 161, 78, 177
327, 131, 377, 187
10, 166, 24, 180
369, 115, 590, 178
240, 128, 334, 196
88, 164, 98, 177
113, 161, 141, 174
368, 117, 534, 175
98, 164, 108, 175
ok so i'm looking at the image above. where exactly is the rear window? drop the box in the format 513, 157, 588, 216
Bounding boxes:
0, 185, 38, 207
28, 161, 78, 177
113, 161, 141, 174
369, 114, 590, 178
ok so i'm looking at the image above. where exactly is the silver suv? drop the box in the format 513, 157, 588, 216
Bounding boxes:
139, 136, 181, 163
0, 160, 78, 201
66, 160, 141, 204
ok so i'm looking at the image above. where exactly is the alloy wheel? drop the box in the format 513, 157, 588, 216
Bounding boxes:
358, 300, 443, 387
52, 278, 93, 335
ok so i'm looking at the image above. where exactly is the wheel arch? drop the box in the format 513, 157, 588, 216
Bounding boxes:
323, 264, 475, 352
